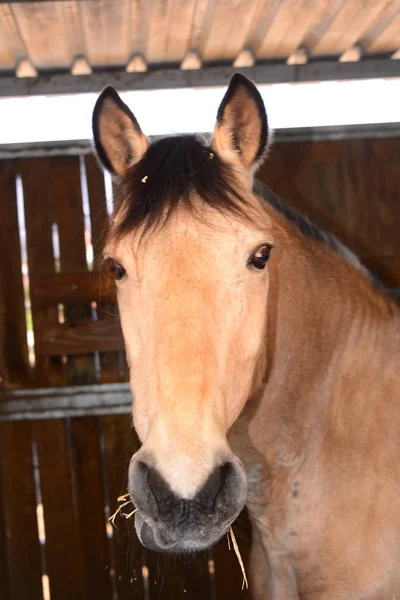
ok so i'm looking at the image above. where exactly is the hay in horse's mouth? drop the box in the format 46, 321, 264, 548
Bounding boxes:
109, 492, 249, 589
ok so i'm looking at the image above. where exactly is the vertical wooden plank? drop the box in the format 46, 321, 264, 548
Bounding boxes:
84, 154, 108, 264
70, 417, 112, 600
52, 155, 96, 385
22, 155, 90, 599
0, 442, 9, 600
102, 414, 144, 599
20, 157, 66, 387
0, 160, 31, 388
85, 154, 123, 384
51, 156, 112, 597
0, 422, 43, 600
0, 251, 6, 393
34, 419, 89, 600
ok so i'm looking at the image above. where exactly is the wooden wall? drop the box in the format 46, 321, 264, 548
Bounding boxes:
0, 134, 399, 600
0, 152, 251, 600
258, 135, 400, 287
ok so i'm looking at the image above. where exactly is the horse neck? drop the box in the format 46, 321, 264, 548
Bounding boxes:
249, 223, 400, 462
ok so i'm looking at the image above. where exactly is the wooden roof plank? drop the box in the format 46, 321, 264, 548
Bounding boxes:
246, 0, 283, 55
256, 0, 312, 58
127, 0, 148, 59
273, 0, 343, 59
146, 0, 175, 64
165, 0, 197, 62
187, 0, 216, 57
79, 0, 131, 67
220, 0, 261, 61
366, 10, 400, 53
0, 5, 25, 70
332, 0, 393, 56
311, 0, 391, 56
359, 0, 400, 52
202, 0, 259, 61
303, 0, 348, 54
11, 1, 78, 69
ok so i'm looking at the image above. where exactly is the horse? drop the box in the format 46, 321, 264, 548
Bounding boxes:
92, 74, 400, 599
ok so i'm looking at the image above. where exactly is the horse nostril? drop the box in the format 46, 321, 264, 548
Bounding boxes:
195, 462, 235, 511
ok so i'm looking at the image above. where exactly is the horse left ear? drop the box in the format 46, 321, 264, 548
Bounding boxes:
212, 73, 269, 174
92, 86, 149, 176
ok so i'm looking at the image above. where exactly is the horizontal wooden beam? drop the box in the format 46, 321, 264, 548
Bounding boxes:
0, 58, 399, 97
31, 272, 115, 307
3, 123, 400, 159
0, 383, 132, 421
35, 318, 123, 356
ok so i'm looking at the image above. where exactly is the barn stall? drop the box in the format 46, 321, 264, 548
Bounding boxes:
0, 1, 399, 599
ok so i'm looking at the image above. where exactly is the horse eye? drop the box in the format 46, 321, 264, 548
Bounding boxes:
247, 244, 273, 271
107, 258, 126, 281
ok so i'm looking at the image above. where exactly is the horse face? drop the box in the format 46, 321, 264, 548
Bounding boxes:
113, 208, 272, 551
93, 74, 272, 552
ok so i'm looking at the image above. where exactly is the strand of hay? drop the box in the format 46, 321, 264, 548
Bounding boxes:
109, 492, 248, 590
228, 526, 249, 590
109, 495, 137, 527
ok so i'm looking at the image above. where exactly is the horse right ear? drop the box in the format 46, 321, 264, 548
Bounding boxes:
92, 86, 149, 176
212, 73, 269, 175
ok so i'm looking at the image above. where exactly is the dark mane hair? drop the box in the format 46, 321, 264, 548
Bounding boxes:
253, 180, 370, 276
110, 134, 250, 240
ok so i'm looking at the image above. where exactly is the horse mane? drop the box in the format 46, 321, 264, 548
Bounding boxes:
253, 180, 370, 277
109, 133, 397, 298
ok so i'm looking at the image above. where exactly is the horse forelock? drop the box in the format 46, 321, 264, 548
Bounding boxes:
107, 134, 257, 245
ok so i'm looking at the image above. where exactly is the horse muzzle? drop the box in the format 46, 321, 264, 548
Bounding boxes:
129, 458, 247, 553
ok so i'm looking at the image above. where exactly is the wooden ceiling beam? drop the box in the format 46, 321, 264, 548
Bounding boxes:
0, 58, 399, 97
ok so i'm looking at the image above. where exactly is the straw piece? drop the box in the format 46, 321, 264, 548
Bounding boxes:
228, 526, 249, 590
109, 500, 132, 527
117, 493, 130, 502
123, 509, 137, 519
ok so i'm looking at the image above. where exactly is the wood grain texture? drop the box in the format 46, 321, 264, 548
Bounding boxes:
165, 0, 197, 62
360, 0, 400, 52
0, 161, 30, 388
0, 422, 43, 600
51, 155, 96, 385
0, 449, 9, 600
365, 10, 400, 53
10, 1, 77, 68
85, 154, 126, 383
256, 0, 308, 58
258, 136, 400, 272
31, 271, 115, 307
0, 5, 25, 69
311, 0, 391, 55
205, 0, 262, 61
1, 0, 400, 71
80, 0, 131, 67
70, 417, 112, 600
34, 318, 123, 357
19, 157, 66, 386
34, 418, 89, 600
